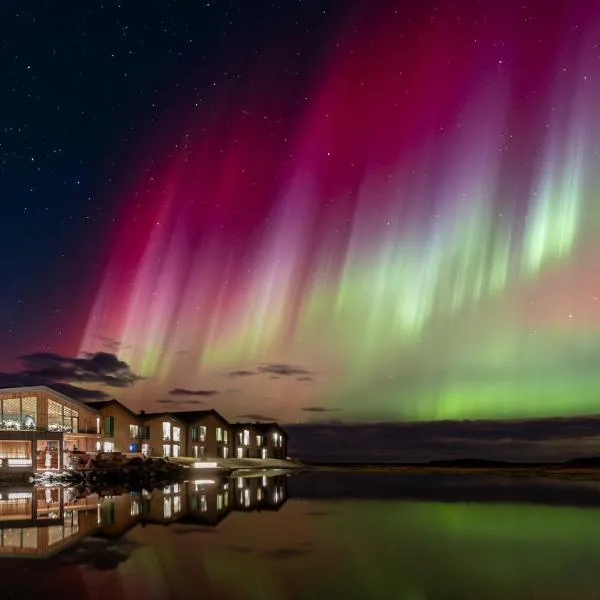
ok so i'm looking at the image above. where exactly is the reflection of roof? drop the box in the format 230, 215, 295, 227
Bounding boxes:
175, 511, 231, 527
169, 409, 229, 426
0, 385, 100, 415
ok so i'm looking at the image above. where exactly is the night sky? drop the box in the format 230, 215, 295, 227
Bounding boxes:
3, 0, 600, 460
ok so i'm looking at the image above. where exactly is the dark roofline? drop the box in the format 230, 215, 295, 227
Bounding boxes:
168, 409, 230, 425
138, 412, 187, 426
86, 398, 140, 420
234, 422, 289, 438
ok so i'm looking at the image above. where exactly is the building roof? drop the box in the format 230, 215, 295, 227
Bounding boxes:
86, 398, 140, 420
138, 412, 188, 425
168, 409, 229, 425
234, 421, 289, 438
0, 385, 100, 415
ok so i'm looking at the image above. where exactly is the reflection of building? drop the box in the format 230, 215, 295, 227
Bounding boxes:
0, 386, 101, 473
0, 475, 289, 558
0, 486, 99, 558
0, 386, 290, 466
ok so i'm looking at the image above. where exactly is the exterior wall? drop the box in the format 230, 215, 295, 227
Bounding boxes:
142, 416, 185, 458
186, 413, 231, 459
0, 387, 102, 470
233, 425, 258, 459
96, 403, 142, 453
259, 426, 287, 459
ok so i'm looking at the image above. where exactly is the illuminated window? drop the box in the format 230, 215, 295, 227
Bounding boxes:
130, 500, 140, 516
191, 427, 198, 442
200, 494, 207, 513
0, 397, 38, 430
48, 400, 78, 433
172, 426, 181, 442
223, 429, 228, 444
96, 416, 101, 434
162, 422, 171, 441
256, 435, 263, 447
163, 444, 171, 457
172, 444, 180, 457
217, 493, 224, 511
103, 416, 114, 436
200, 426, 206, 442
216, 427, 222, 442
103, 441, 114, 452
129, 424, 139, 438
243, 429, 250, 446
236, 447, 244, 459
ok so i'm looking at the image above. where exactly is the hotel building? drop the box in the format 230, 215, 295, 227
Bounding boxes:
0, 386, 289, 473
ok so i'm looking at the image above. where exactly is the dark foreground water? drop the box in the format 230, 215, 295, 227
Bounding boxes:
2, 472, 600, 599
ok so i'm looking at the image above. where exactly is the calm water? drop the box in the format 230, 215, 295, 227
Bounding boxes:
1, 472, 600, 599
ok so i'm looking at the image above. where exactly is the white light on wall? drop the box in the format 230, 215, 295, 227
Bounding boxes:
8, 458, 32, 467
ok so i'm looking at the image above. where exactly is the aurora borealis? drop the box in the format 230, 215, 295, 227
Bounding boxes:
5, 0, 600, 426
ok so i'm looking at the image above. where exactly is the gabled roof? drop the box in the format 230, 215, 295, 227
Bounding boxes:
234, 421, 289, 438
168, 409, 230, 426
86, 398, 140, 420
0, 385, 101, 415
138, 412, 188, 426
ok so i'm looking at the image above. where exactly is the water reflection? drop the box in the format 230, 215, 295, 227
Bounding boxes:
1, 474, 600, 599
0, 474, 288, 559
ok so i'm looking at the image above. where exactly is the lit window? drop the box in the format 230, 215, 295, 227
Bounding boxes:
191, 427, 198, 442
223, 429, 228, 443
200, 426, 207, 441
216, 427, 222, 442
256, 435, 263, 446
173, 426, 181, 442
162, 422, 171, 441
163, 444, 171, 457
243, 429, 250, 446
103, 441, 114, 452
96, 416, 101, 434
130, 424, 139, 438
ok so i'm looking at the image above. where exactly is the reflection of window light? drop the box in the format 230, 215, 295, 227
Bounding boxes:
244, 489, 251, 507
200, 494, 207, 513
217, 493, 224, 510
257, 488, 263, 502
174, 495, 181, 514
237, 477, 244, 488
96, 416, 101, 434
262, 475, 268, 487
164, 497, 172, 519
130, 500, 140, 516
97, 505, 102, 525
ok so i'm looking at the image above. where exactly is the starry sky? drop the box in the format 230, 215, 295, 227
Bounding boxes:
3, 0, 600, 459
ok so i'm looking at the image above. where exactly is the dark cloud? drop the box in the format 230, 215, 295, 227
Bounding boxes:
262, 547, 315, 559
258, 363, 312, 377
237, 414, 277, 422
297, 376, 313, 381
227, 370, 256, 378
158, 398, 204, 406
301, 406, 339, 413
169, 388, 218, 397
18, 351, 141, 388
284, 416, 600, 463
0, 352, 143, 401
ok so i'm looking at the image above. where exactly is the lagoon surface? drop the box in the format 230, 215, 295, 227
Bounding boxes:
1, 473, 600, 599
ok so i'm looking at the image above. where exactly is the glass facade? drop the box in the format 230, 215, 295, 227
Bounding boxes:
48, 400, 79, 433
0, 397, 38, 430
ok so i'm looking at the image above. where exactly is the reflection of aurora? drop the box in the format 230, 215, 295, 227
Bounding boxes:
80, 1, 600, 421
195, 496, 600, 600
